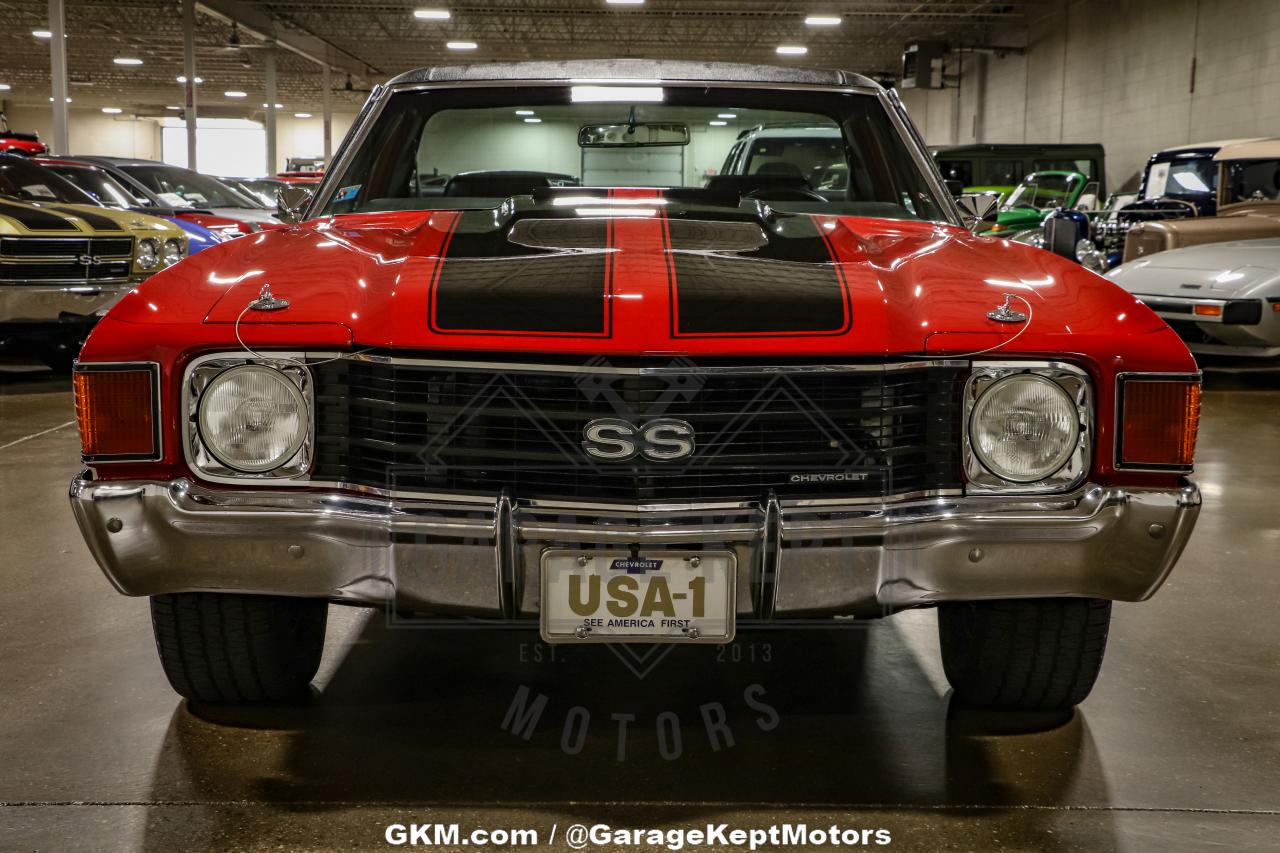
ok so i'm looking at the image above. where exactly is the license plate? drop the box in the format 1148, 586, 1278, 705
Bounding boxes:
541, 549, 736, 643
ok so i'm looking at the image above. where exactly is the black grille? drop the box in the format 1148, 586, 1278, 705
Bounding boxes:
312, 359, 966, 502
0, 236, 133, 283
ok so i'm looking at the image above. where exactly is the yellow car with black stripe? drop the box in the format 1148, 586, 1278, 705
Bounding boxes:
0, 153, 187, 370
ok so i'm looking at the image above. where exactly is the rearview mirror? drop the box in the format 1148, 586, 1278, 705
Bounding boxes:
578, 123, 690, 148
277, 185, 314, 224
955, 192, 999, 231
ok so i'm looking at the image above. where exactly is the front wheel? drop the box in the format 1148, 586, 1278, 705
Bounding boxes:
938, 598, 1111, 711
150, 592, 328, 704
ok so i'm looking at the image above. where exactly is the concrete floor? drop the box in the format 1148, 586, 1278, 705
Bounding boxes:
1, 357, 1277, 852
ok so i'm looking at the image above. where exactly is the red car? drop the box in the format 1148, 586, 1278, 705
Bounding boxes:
275, 170, 324, 184
68, 61, 1202, 711
0, 112, 47, 156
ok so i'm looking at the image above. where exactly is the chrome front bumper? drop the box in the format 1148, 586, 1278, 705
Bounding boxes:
0, 284, 132, 325
69, 477, 1201, 618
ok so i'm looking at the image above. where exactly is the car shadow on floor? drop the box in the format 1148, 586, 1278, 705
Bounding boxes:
138, 610, 1117, 850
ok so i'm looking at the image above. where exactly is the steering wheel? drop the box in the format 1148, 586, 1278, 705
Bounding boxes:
744, 186, 829, 203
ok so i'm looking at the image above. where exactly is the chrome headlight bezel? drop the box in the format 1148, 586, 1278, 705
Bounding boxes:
963, 362, 1092, 494
184, 354, 313, 482
135, 237, 160, 270
162, 236, 185, 266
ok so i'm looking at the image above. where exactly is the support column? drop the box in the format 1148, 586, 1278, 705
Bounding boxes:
47, 0, 69, 155
264, 43, 277, 175
182, 0, 197, 169
322, 63, 332, 163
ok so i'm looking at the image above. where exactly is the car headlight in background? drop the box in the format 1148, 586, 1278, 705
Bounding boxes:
1075, 238, 1107, 274
135, 237, 160, 270
964, 364, 1091, 492
194, 363, 310, 475
162, 237, 185, 266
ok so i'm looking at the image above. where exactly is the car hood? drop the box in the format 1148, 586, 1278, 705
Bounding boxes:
110, 197, 1169, 358
206, 206, 283, 226
1107, 237, 1280, 297
0, 196, 183, 240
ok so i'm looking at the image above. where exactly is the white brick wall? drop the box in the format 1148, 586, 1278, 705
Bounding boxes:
901, 0, 1280, 190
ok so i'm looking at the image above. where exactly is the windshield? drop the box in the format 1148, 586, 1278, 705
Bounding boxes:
1002, 173, 1079, 210
320, 85, 949, 222
1143, 155, 1216, 200
0, 157, 95, 204
120, 165, 263, 209
46, 165, 142, 208
1225, 159, 1280, 202
233, 179, 283, 207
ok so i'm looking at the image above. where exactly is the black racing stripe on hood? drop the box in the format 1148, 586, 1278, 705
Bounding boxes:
665, 214, 850, 336
44, 203, 125, 232
0, 197, 81, 231
429, 209, 612, 336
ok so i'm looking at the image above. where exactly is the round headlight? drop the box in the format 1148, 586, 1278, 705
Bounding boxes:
197, 365, 308, 473
970, 374, 1079, 483
163, 237, 184, 266
136, 237, 160, 270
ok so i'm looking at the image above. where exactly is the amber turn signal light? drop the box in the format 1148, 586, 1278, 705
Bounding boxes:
1117, 378, 1200, 470
74, 367, 159, 461
1193, 304, 1223, 317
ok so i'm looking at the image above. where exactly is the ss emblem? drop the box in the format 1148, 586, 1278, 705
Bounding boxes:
76, 254, 103, 266
582, 417, 695, 462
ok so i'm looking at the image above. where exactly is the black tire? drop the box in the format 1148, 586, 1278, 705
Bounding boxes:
938, 598, 1111, 711
150, 593, 327, 704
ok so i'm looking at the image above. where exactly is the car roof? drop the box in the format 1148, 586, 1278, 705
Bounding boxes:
73, 155, 167, 167
1156, 138, 1269, 154
1213, 138, 1280, 161
33, 157, 102, 168
388, 59, 878, 89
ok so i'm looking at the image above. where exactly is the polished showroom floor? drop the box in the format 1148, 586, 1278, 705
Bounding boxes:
1, 358, 1277, 852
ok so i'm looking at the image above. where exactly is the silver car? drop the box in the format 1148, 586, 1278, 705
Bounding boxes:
1106, 236, 1280, 357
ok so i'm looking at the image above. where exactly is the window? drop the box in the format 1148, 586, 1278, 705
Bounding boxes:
980, 159, 1022, 186
321, 85, 950, 223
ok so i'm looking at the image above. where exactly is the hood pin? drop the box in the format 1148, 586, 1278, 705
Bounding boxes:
249, 283, 290, 312
987, 293, 1028, 323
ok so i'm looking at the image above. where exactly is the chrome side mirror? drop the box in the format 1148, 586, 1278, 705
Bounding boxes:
276, 185, 314, 224
956, 192, 1000, 231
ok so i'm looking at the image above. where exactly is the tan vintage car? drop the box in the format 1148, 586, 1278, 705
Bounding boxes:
1122, 139, 1280, 262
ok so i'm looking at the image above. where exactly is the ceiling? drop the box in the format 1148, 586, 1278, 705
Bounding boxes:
0, 1, 1039, 116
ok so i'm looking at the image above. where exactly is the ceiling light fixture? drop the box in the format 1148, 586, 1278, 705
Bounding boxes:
48, 97, 72, 103
413, 8, 451, 19
515, 109, 536, 115
294, 112, 312, 118
717, 113, 737, 119
776, 45, 808, 55
113, 57, 143, 66
606, 0, 646, 5
0, 84, 11, 91
176, 75, 203, 84
523, 117, 543, 123
166, 105, 182, 110
446, 40, 477, 50
224, 90, 247, 98
101, 107, 122, 114
32, 29, 53, 38
709, 120, 727, 126
805, 15, 841, 26
261, 102, 284, 109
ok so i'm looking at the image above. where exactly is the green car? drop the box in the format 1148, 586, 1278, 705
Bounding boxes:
981, 170, 1101, 236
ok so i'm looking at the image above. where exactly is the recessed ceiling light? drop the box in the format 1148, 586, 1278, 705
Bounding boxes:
101, 107, 122, 114
805, 15, 841, 26
776, 45, 808, 55
709, 120, 727, 126
32, 29, 53, 38
113, 57, 143, 66
413, 8, 451, 19
515, 109, 536, 115
446, 40, 477, 50
0, 84, 11, 92
225, 90, 247, 98
717, 113, 737, 119
166, 105, 182, 110
294, 112, 312, 118
523, 117, 542, 123
606, 0, 646, 5
176, 75, 203, 84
